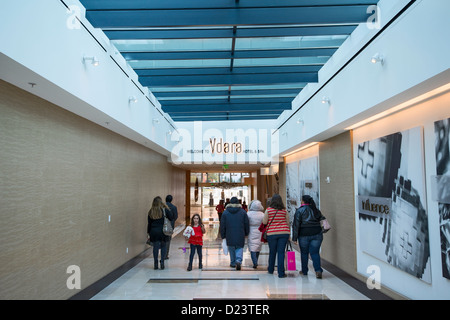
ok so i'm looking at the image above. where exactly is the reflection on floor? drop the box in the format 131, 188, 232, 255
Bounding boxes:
90, 215, 373, 300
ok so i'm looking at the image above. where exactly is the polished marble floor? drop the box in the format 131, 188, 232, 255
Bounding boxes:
90, 213, 374, 300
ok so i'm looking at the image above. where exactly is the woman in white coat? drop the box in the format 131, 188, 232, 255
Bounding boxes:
246, 200, 265, 268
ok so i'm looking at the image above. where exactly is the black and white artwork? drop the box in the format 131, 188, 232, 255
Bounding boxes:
299, 157, 320, 209
286, 157, 319, 225
356, 126, 431, 283
286, 161, 300, 226
434, 118, 450, 280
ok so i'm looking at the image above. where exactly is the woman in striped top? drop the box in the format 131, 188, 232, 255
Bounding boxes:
263, 194, 291, 278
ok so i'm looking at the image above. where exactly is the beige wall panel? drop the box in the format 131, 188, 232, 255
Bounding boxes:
0, 80, 185, 299
319, 131, 357, 275
170, 166, 187, 228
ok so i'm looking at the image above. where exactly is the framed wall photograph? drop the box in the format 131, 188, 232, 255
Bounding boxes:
434, 117, 450, 280
286, 156, 319, 225
356, 126, 431, 283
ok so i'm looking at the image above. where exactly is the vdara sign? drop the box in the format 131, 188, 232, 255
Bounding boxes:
169, 122, 279, 165
210, 138, 242, 154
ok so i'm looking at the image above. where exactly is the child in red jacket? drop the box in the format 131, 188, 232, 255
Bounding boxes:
186, 214, 206, 271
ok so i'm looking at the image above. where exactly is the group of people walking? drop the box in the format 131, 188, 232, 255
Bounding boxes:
147, 193, 327, 279
146, 195, 178, 270
218, 194, 326, 279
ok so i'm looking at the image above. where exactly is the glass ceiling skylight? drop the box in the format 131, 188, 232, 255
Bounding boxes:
80, 0, 380, 121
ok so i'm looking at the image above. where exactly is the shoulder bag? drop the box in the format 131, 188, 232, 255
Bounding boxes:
262, 210, 278, 240
320, 216, 331, 233
162, 209, 174, 236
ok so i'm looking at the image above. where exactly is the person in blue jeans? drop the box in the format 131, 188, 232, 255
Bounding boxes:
292, 195, 325, 279
263, 194, 291, 278
220, 197, 249, 270
147, 196, 174, 270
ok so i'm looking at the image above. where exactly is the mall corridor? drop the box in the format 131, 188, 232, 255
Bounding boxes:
2, 1, 449, 302
78, 216, 387, 301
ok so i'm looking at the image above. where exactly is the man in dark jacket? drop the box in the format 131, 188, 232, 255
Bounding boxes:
220, 197, 249, 270
165, 195, 178, 259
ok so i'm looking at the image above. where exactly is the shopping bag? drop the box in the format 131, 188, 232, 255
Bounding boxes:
285, 241, 296, 271
321, 219, 331, 233
222, 238, 228, 255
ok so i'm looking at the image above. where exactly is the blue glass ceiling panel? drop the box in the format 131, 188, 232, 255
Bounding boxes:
104, 25, 358, 40
150, 84, 307, 93
79, 0, 380, 121
84, 6, 376, 28
129, 57, 328, 69
122, 48, 337, 61
233, 57, 329, 67
112, 39, 233, 52
139, 73, 318, 87
162, 102, 291, 113
235, 36, 347, 50
136, 66, 322, 76
81, 1, 379, 10
128, 59, 230, 69
157, 93, 297, 101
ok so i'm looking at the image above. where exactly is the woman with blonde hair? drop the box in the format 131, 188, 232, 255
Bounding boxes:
147, 196, 174, 270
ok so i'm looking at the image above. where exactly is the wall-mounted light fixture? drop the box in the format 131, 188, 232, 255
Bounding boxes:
371, 53, 385, 65
83, 55, 99, 66
129, 96, 138, 103
281, 131, 288, 136
167, 130, 172, 135
152, 118, 160, 124
321, 97, 331, 105
296, 118, 304, 125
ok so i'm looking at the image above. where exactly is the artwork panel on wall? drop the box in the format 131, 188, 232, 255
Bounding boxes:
286, 161, 299, 226
299, 156, 320, 210
434, 117, 450, 280
286, 156, 320, 226
356, 126, 431, 283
